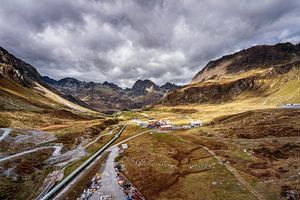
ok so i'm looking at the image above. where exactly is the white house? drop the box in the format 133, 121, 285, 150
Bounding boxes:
191, 120, 203, 127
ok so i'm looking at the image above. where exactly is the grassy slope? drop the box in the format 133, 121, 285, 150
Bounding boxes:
0, 77, 106, 129
153, 67, 300, 123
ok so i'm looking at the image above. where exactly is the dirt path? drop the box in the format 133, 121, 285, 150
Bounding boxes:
169, 133, 265, 200
111, 130, 151, 149
0, 145, 62, 163
83, 127, 118, 149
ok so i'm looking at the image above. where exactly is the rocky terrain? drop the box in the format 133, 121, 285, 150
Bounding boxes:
42, 76, 178, 114
160, 43, 300, 106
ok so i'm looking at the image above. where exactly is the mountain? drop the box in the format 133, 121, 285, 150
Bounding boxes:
160, 42, 300, 106
192, 42, 300, 83
131, 79, 160, 96
0, 47, 100, 128
42, 77, 179, 114
160, 82, 179, 91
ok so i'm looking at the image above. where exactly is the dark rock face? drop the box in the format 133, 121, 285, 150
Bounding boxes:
42, 77, 179, 113
103, 81, 123, 91
131, 79, 160, 96
160, 82, 179, 91
41, 76, 57, 86
160, 77, 257, 105
192, 42, 300, 83
0, 47, 41, 87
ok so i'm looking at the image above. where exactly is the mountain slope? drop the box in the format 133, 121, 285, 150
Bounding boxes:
0, 47, 101, 128
42, 76, 179, 114
160, 42, 300, 107
192, 42, 300, 83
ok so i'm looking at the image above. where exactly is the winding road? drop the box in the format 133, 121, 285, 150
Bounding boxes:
0, 145, 62, 163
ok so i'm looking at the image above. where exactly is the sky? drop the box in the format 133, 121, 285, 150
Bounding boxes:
1, 0, 300, 88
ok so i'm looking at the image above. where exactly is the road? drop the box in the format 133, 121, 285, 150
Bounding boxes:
89, 146, 126, 200
0, 145, 62, 163
111, 130, 151, 148
40, 124, 128, 200
168, 133, 265, 200
0, 128, 12, 142
52, 128, 150, 200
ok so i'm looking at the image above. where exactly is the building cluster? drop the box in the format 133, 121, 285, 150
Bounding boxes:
132, 119, 203, 130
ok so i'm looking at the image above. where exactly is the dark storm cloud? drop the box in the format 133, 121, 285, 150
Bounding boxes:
0, 0, 300, 87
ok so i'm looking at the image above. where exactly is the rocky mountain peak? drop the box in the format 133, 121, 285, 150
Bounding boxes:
103, 81, 122, 91
58, 77, 83, 85
160, 82, 179, 91
0, 46, 41, 87
131, 79, 160, 96
42, 76, 58, 85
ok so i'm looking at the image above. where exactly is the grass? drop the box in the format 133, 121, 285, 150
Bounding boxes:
63, 156, 90, 178
117, 130, 258, 200
114, 154, 123, 162
116, 101, 300, 199
0, 149, 54, 200
0, 116, 10, 127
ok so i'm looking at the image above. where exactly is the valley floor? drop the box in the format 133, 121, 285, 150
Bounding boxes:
0, 103, 299, 200
113, 106, 300, 200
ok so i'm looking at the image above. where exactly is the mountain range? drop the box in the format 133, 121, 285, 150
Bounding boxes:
0, 46, 179, 117
42, 76, 178, 114
1, 42, 300, 120
0, 46, 105, 128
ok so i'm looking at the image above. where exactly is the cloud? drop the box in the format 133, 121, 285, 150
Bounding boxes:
0, 0, 299, 87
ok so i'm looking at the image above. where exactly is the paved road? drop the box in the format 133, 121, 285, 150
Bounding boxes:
89, 146, 126, 200
0, 128, 12, 142
0, 145, 62, 163
169, 133, 265, 200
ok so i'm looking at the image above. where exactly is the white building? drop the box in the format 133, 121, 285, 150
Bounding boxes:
191, 120, 203, 127
160, 125, 172, 130
121, 144, 128, 149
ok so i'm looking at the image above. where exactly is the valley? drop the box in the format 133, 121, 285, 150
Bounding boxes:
0, 42, 300, 200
